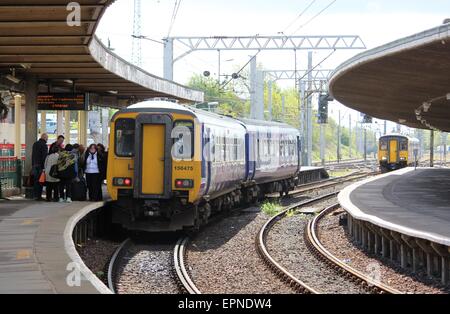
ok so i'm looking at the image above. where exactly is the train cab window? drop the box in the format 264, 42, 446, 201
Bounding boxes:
380, 139, 388, 150
172, 121, 194, 160
400, 139, 408, 151
115, 119, 135, 157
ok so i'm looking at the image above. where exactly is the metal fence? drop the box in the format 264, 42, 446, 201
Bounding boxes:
0, 157, 23, 198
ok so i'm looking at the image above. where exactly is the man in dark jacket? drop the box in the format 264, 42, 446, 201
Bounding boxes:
31, 133, 49, 200
49, 135, 65, 153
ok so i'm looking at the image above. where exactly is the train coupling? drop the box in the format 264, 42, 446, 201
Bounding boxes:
143, 200, 161, 217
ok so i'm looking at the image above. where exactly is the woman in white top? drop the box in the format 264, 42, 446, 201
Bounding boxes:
83, 144, 106, 201
44, 146, 60, 202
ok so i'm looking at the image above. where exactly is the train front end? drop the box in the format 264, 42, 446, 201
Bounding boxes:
378, 135, 409, 172
107, 102, 203, 232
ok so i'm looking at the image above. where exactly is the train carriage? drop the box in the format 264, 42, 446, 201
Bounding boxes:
107, 100, 301, 232
378, 134, 419, 172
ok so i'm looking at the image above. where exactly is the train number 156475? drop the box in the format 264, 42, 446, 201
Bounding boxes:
174, 166, 194, 171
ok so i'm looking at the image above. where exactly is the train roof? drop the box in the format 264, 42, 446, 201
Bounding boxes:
124, 100, 299, 132
238, 118, 298, 130
379, 133, 419, 142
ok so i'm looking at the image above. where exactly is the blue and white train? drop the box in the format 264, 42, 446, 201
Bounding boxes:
108, 100, 301, 231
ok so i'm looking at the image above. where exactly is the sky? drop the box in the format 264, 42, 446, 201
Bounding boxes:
96, 0, 450, 132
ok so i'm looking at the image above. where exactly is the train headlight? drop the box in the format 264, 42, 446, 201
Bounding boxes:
113, 177, 133, 187
400, 157, 406, 161
175, 179, 194, 189
382, 157, 388, 161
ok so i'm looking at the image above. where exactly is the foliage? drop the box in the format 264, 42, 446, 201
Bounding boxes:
261, 201, 283, 216
187, 74, 249, 118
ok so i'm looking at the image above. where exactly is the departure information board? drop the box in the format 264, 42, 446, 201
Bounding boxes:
37, 93, 88, 111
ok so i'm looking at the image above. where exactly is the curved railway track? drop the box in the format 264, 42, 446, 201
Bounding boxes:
258, 185, 400, 294
174, 237, 201, 294
306, 204, 401, 294
257, 192, 338, 294
107, 237, 201, 294
107, 172, 379, 294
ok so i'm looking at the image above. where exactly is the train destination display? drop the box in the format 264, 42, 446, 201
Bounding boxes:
37, 93, 88, 111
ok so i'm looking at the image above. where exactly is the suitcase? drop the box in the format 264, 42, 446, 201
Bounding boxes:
71, 178, 87, 201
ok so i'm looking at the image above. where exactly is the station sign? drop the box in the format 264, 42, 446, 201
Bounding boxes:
37, 93, 88, 111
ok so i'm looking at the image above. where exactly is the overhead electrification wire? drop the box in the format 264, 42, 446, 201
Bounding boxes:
293, 0, 337, 33
167, 0, 182, 38
282, 0, 316, 34
220, 50, 262, 90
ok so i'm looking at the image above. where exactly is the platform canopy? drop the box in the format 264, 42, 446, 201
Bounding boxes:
0, 0, 204, 106
329, 23, 450, 132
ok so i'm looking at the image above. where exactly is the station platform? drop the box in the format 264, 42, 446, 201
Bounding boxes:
0, 198, 110, 294
340, 167, 450, 246
339, 168, 450, 283
298, 166, 329, 184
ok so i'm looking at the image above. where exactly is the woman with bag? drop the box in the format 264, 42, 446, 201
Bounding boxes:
57, 144, 78, 203
83, 144, 106, 202
43, 146, 60, 202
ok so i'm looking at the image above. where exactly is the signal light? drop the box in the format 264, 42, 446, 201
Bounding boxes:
175, 179, 194, 189
113, 178, 132, 187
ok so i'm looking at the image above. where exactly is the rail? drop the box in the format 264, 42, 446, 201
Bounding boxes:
256, 192, 338, 294
306, 204, 401, 294
174, 237, 201, 294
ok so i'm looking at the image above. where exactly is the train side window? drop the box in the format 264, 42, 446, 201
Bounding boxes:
400, 140, 408, 151
173, 121, 194, 160
115, 119, 135, 157
380, 139, 388, 150
222, 136, 226, 161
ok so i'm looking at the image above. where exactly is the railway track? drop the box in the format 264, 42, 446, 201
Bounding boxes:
173, 237, 201, 294
107, 237, 201, 294
107, 171, 376, 294
267, 170, 376, 200
257, 192, 338, 294
258, 172, 399, 294
306, 204, 401, 294
288, 171, 373, 198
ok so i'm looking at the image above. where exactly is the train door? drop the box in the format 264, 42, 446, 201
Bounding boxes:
134, 114, 172, 199
389, 139, 398, 164
142, 125, 165, 194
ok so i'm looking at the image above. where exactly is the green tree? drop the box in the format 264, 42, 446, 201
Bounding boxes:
187, 74, 248, 118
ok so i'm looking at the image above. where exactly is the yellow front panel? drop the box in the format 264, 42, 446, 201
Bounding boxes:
142, 124, 165, 195
399, 150, 408, 161
389, 140, 398, 163
171, 114, 202, 203
107, 113, 137, 201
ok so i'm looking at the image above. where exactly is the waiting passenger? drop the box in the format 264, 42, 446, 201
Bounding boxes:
97, 143, 108, 182
31, 133, 48, 201
57, 144, 77, 203
44, 146, 60, 202
49, 135, 65, 153
83, 144, 106, 202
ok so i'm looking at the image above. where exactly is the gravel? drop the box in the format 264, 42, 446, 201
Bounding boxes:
77, 239, 121, 285
318, 210, 450, 294
266, 201, 368, 294
115, 243, 180, 294
187, 208, 296, 294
